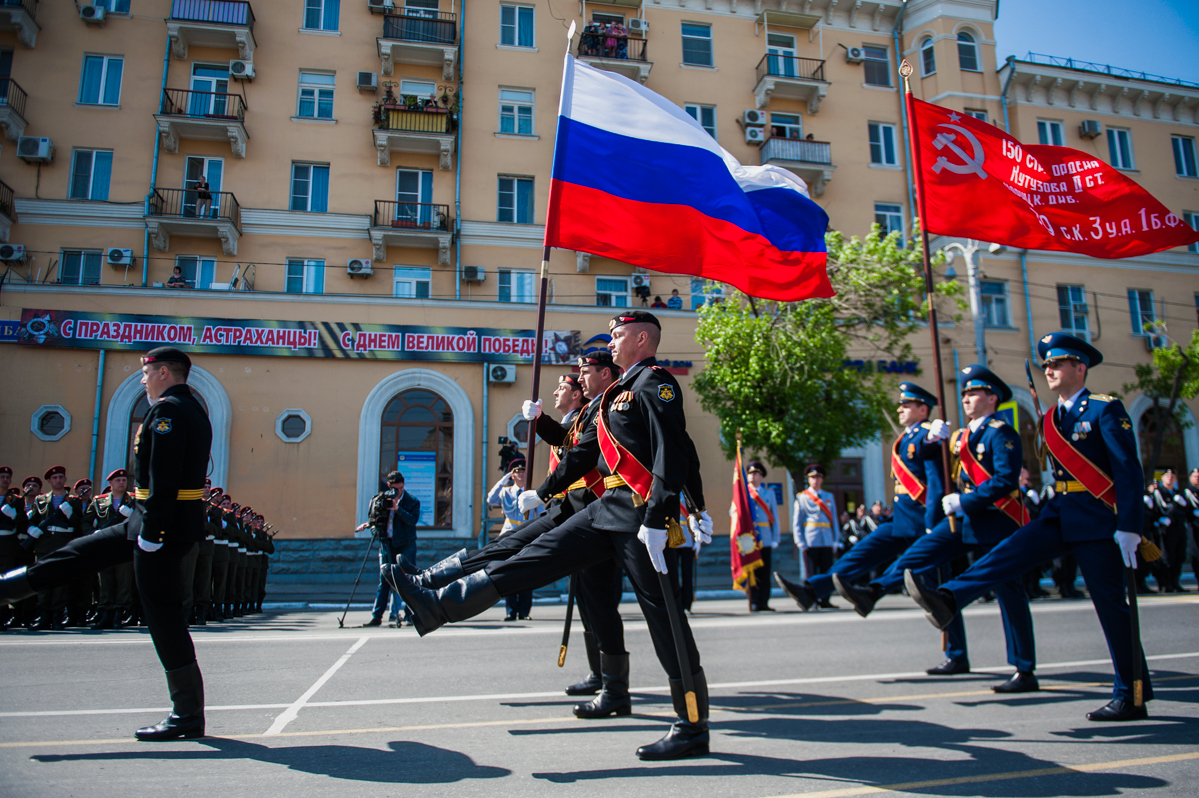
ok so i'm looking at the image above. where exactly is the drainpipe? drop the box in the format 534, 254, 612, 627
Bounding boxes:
1020, 249, 1037, 362
893, 2, 916, 224
88, 349, 106, 484
479, 360, 489, 547
1000, 54, 1016, 133
143, 36, 172, 287
454, 1, 465, 300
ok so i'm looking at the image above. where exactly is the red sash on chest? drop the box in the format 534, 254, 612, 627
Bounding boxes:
595, 382, 654, 502
1043, 409, 1117, 510
803, 489, 835, 527
748, 484, 776, 525
891, 434, 928, 505
958, 427, 1030, 526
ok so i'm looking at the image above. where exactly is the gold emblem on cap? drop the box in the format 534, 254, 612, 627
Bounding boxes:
1041, 335, 1053, 343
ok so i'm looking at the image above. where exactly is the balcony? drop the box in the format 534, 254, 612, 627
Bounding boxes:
369, 200, 451, 264
378, 11, 457, 80
0, 0, 38, 48
753, 54, 828, 112
167, 0, 255, 62
760, 137, 835, 197
576, 32, 651, 84
0, 178, 14, 241
154, 88, 248, 158
0, 78, 28, 142
372, 95, 456, 169
145, 187, 241, 255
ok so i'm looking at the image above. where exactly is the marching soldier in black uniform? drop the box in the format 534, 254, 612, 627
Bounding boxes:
1148, 469, 1187, 593
0, 346, 213, 740
0, 467, 28, 630
186, 480, 217, 626
85, 469, 137, 630
387, 311, 714, 760
206, 488, 229, 621
28, 466, 84, 629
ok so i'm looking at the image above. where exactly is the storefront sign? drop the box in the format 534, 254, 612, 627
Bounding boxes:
842, 358, 920, 374
0, 319, 17, 343
16, 309, 580, 364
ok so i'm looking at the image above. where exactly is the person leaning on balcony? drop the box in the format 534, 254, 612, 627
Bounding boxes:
166, 266, 187, 289
194, 174, 213, 219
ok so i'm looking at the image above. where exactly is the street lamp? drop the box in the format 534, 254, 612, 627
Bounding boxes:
940, 240, 1005, 367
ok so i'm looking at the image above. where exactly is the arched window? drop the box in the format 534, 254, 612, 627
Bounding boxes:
126, 390, 208, 471
380, 389, 453, 527
920, 36, 936, 75
1138, 408, 1187, 481
957, 31, 980, 72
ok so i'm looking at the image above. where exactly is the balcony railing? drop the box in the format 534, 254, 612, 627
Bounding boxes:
382, 11, 456, 45
0, 0, 37, 18
159, 88, 247, 121
374, 101, 455, 133
756, 54, 826, 83
373, 200, 450, 230
148, 187, 240, 231
170, 0, 254, 27
761, 137, 832, 165
576, 32, 647, 62
0, 178, 13, 220
0, 78, 27, 120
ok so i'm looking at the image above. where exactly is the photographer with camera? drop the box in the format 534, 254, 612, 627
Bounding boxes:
357, 470, 421, 627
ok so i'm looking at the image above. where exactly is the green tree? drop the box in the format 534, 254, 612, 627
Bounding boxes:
693, 224, 961, 486
1120, 327, 1199, 478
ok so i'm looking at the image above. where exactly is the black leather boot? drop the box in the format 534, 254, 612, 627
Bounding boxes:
418, 549, 468, 590
135, 661, 205, 741
385, 567, 501, 637
194, 603, 208, 627
0, 567, 36, 607
636, 669, 710, 761
574, 653, 632, 718
566, 631, 603, 695
90, 609, 115, 630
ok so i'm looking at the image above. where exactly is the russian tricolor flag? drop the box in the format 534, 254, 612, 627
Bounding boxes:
545, 56, 833, 302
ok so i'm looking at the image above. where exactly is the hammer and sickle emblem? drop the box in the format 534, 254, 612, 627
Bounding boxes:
931, 123, 987, 180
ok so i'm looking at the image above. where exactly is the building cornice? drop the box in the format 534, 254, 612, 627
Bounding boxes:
240, 208, 370, 239
13, 198, 145, 229
1000, 60, 1199, 124
459, 220, 545, 249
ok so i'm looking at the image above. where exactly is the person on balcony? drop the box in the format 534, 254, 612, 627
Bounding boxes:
194, 174, 213, 219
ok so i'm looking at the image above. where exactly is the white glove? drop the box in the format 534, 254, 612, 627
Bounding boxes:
60, 502, 73, 519
687, 510, 713, 544
27, 525, 43, 538
925, 528, 934, 535
849, 535, 859, 544
517, 490, 543, 514
942, 493, 962, 515
1174, 495, 1187, 507
521, 399, 543, 421
137, 536, 164, 553
1026, 489, 1039, 503
1159, 517, 1172, 527
737, 533, 756, 555
1143, 495, 1154, 509
0, 503, 15, 519
1043, 485, 1055, 500
926, 419, 952, 442
118, 503, 133, 517
637, 525, 669, 574
1114, 531, 1140, 568
692, 534, 703, 556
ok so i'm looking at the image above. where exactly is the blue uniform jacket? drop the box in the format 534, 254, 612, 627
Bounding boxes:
1042, 389, 1143, 541
957, 416, 1022, 546
892, 422, 947, 538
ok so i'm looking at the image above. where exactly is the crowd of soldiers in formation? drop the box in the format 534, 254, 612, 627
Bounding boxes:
0, 465, 274, 632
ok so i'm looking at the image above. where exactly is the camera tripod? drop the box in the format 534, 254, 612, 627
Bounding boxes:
337, 530, 380, 628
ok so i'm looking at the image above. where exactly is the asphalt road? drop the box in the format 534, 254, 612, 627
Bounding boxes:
1, 593, 1197, 797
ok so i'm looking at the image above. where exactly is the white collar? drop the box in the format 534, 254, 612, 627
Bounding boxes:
968, 413, 993, 433
905, 423, 922, 435
1058, 387, 1086, 411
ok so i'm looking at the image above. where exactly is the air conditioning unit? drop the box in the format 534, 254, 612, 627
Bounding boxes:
229, 60, 255, 81
743, 109, 766, 126
357, 72, 378, 93
80, 5, 106, 24
631, 274, 651, 290
627, 17, 648, 33
0, 244, 26, 261
347, 258, 373, 276
488, 364, 517, 384
367, 0, 395, 12
463, 265, 485, 282
107, 248, 134, 267
1146, 334, 1168, 351
845, 47, 866, 63
745, 126, 766, 145
17, 136, 53, 163
1079, 120, 1101, 139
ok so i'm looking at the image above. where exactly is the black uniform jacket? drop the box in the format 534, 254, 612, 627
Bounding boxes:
531, 406, 596, 519
86, 492, 136, 531
135, 383, 213, 545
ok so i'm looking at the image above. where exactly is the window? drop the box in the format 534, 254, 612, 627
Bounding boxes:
291, 163, 330, 212
185, 156, 223, 217
1185, 211, 1199, 254
297, 72, 335, 119
690, 277, 724, 310
596, 277, 629, 307
189, 64, 230, 115
767, 33, 797, 77
980, 281, 1010, 328
500, 5, 534, 48
286, 259, 325, 294
770, 113, 802, 140
920, 37, 935, 75
31, 405, 71, 442
499, 89, 534, 135
1107, 127, 1134, 170
685, 104, 716, 138
966, 109, 988, 122
498, 269, 535, 303
303, 0, 339, 31
874, 202, 904, 241
380, 389, 454, 527
176, 256, 216, 290
79, 55, 123, 105
394, 266, 431, 298
94, 0, 131, 12
862, 46, 890, 87
957, 31, 980, 72
869, 122, 897, 165
1173, 136, 1198, 178
1128, 289, 1156, 335
395, 168, 434, 225
400, 79, 435, 99
69, 150, 112, 201
1037, 120, 1064, 146
681, 23, 713, 67
276, 409, 313, 443
1056, 285, 1090, 340
497, 176, 534, 223
60, 250, 102, 286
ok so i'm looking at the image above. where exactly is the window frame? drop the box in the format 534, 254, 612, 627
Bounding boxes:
873, 202, 904, 242
595, 276, 630, 308
956, 31, 980, 72
286, 258, 326, 295
770, 112, 802, 140
1184, 211, 1199, 254
78, 54, 124, 106
499, 4, 535, 48
681, 22, 714, 67
290, 162, 330, 213
690, 277, 724, 310
684, 103, 716, 138
95, 0, 131, 13
297, 71, 335, 120
498, 268, 536, 303
497, 175, 535, 224
1172, 135, 1198, 178
1056, 284, 1091, 341
175, 255, 217, 290
965, 109, 988, 122
303, 0, 340, 31
868, 121, 898, 166
31, 405, 72, 442
862, 45, 891, 87
1127, 289, 1156, 336
276, 408, 313, 443
393, 266, 432, 298
979, 280, 1012, 329
1037, 120, 1064, 147
1107, 127, 1135, 170
69, 149, 113, 201
498, 88, 535, 136
920, 36, 936, 76
59, 249, 103, 287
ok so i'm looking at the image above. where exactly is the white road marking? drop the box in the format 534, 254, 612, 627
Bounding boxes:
261, 635, 369, 736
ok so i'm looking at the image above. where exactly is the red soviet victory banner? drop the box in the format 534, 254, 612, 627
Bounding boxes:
908, 96, 1199, 258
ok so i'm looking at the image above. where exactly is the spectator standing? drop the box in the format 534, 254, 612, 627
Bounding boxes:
357, 471, 421, 627
166, 266, 188, 289
650, 296, 667, 309
486, 456, 545, 620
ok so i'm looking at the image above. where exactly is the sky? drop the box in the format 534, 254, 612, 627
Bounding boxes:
993, 0, 1199, 85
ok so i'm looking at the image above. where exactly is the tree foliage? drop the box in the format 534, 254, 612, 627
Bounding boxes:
1120, 327, 1199, 476
693, 224, 961, 486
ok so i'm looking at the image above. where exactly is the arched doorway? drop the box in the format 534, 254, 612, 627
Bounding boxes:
380, 389, 453, 528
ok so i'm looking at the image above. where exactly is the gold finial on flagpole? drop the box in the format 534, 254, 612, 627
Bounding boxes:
899, 59, 914, 95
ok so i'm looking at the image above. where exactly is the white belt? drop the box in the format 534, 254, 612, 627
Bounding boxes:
237, 547, 247, 553
0, 530, 16, 536
223, 541, 237, 547
47, 526, 72, 533
205, 535, 215, 541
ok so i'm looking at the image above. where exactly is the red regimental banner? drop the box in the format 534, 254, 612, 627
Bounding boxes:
909, 97, 1199, 258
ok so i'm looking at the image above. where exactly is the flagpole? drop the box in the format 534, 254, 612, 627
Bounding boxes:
900, 59, 956, 534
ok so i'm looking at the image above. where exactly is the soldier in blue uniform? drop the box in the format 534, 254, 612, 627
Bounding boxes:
744, 461, 780, 611
836, 366, 1036, 690
792, 464, 839, 608
776, 383, 948, 610
907, 333, 1152, 722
